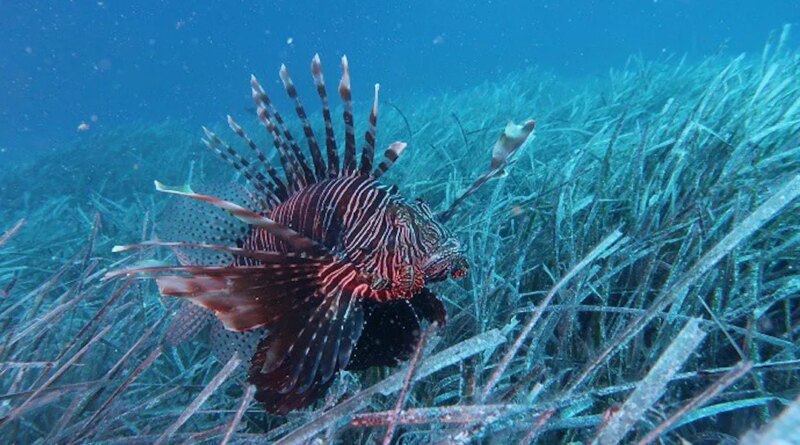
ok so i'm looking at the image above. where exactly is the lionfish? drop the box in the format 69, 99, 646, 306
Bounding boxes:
110, 54, 535, 413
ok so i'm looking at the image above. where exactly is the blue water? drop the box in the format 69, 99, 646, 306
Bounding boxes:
0, 1, 797, 163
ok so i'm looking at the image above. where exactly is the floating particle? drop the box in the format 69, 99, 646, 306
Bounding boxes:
77, 122, 90, 132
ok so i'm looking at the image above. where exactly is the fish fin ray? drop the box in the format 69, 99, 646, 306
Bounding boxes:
279, 64, 327, 180
249, 286, 365, 413
359, 83, 379, 174
311, 54, 340, 178
438, 119, 535, 222
372, 141, 407, 179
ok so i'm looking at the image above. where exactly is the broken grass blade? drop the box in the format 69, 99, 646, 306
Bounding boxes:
517, 409, 556, 445
71, 315, 170, 442
383, 324, 435, 445
0, 218, 25, 247
76, 346, 164, 441
479, 229, 624, 402
54, 279, 132, 362
0, 361, 54, 370
593, 318, 707, 445
154, 351, 241, 445
351, 404, 540, 427
220, 384, 256, 445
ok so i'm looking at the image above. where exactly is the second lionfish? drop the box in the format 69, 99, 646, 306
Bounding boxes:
110, 54, 535, 413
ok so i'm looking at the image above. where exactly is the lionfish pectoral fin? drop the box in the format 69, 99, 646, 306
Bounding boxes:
249, 286, 365, 413
147, 252, 369, 413
152, 256, 326, 332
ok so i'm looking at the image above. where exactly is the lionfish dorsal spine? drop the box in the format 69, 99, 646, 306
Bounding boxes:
251, 73, 315, 186
338, 55, 358, 175
226, 115, 289, 200
200, 127, 277, 209
279, 64, 327, 180
250, 75, 305, 192
359, 83, 380, 175
199, 55, 411, 211
311, 54, 340, 178
205, 124, 281, 206
372, 142, 407, 179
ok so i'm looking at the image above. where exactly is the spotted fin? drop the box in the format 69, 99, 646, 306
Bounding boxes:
153, 181, 329, 257
155, 182, 257, 345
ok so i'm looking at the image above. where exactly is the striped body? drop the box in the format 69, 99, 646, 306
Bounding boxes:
243, 174, 462, 302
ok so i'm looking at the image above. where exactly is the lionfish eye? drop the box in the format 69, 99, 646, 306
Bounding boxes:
388, 205, 413, 226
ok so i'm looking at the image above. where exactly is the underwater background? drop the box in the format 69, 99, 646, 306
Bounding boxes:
2, 1, 800, 444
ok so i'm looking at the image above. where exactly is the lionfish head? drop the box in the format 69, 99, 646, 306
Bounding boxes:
386, 196, 469, 285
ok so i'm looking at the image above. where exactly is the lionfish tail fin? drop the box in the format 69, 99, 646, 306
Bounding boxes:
164, 301, 215, 346
437, 119, 535, 222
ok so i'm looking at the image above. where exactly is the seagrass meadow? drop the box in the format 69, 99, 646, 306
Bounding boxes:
1, 28, 800, 444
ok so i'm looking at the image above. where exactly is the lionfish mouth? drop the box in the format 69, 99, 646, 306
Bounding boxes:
423, 250, 469, 282
450, 259, 469, 279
